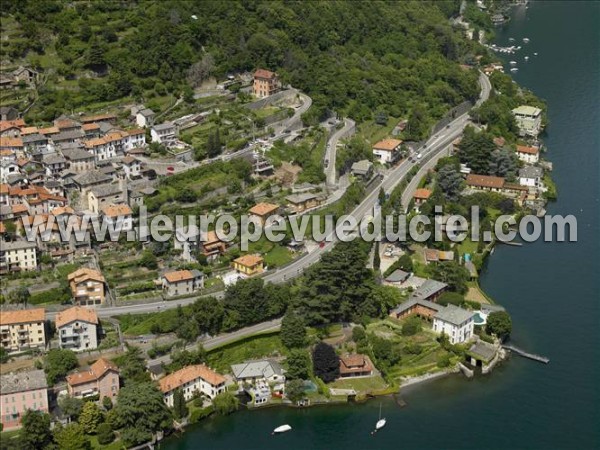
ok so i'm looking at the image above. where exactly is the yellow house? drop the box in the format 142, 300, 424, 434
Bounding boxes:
232, 254, 264, 276
0, 308, 46, 352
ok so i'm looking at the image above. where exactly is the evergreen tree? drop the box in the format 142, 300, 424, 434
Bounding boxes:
172, 388, 189, 420
312, 342, 340, 383
79, 401, 104, 434
20, 410, 53, 450
53, 422, 90, 450
280, 311, 306, 348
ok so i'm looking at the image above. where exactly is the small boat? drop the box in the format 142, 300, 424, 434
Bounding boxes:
523, 37, 530, 43
508, 37, 515, 41
510, 67, 519, 72
524, 56, 529, 61
273, 424, 292, 434
374, 403, 386, 433
534, 52, 538, 56
509, 61, 517, 65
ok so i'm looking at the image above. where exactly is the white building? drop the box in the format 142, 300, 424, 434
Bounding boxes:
0, 240, 37, 272
135, 108, 155, 128
55, 306, 99, 352
512, 105, 542, 137
518, 166, 543, 187
432, 305, 475, 345
121, 156, 141, 179
150, 122, 177, 144
231, 360, 286, 386
159, 365, 226, 406
161, 269, 204, 297
515, 145, 540, 164
372, 139, 402, 164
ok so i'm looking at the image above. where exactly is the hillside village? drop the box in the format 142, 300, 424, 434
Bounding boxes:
0, 2, 553, 449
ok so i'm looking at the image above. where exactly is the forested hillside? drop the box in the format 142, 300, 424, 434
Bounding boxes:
1, 0, 482, 130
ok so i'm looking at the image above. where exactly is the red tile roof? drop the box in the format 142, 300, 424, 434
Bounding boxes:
159, 365, 226, 393
466, 174, 505, 189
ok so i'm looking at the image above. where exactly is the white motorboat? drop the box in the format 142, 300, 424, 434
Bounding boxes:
508, 37, 515, 41
534, 52, 539, 56
524, 56, 530, 61
273, 424, 292, 434
509, 61, 517, 65
510, 67, 519, 72
523, 37, 530, 43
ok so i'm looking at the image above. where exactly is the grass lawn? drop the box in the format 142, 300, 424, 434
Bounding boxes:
247, 238, 295, 269
206, 331, 288, 373
456, 237, 479, 256
330, 375, 388, 393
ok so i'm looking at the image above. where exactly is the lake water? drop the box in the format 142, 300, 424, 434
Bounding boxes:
163, 3, 600, 449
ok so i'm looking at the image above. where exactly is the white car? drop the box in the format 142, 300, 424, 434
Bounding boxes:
417, 153, 422, 159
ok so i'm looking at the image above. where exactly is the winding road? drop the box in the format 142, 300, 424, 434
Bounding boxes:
46, 73, 491, 329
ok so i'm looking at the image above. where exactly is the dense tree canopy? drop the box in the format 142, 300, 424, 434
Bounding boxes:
44, 348, 78, 385
312, 342, 340, 383
486, 311, 512, 341
5, 1, 478, 125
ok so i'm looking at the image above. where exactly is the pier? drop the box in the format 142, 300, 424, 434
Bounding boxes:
503, 345, 550, 364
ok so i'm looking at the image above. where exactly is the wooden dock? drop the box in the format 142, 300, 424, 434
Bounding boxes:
503, 345, 549, 364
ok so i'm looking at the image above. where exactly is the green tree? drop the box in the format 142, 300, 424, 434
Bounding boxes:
280, 311, 306, 349
312, 342, 339, 383
437, 164, 464, 202
373, 242, 381, 271
140, 249, 158, 269
102, 395, 113, 411
53, 422, 90, 450
285, 379, 306, 403
79, 401, 104, 434
286, 349, 311, 380
112, 382, 172, 446
352, 325, 366, 343
96, 423, 115, 445
486, 311, 512, 341
58, 394, 83, 422
431, 262, 470, 294
172, 388, 189, 420
212, 392, 239, 415
44, 348, 78, 384
20, 410, 52, 450
401, 316, 422, 336
8, 286, 31, 305
119, 345, 150, 384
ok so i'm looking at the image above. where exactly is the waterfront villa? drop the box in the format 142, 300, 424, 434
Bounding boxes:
159, 365, 226, 406
512, 105, 542, 137
466, 174, 505, 192
66, 358, 120, 400
389, 298, 442, 320
339, 354, 374, 378
519, 166, 543, 188
515, 145, 540, 164
372, 139, 403, 164
231, 360, 286, 406
55, 306, 99, 352
432, 305, 475, 344
0, 308, 46, 352
232, 254, 264, 276
0, 369, 48, 430
231, 360, 286, 387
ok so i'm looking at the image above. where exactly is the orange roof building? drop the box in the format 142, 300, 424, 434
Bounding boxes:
67, 268, 106, 306
248, 202, 279, 224
466, 174, 505, 191
253, 69, 281, 98
66, 358, 119, 400
339, 354, 373, 378
55, 306, 99, 328
232, 254, 264, 276
373, 139, 403, 164
413, 188, 432, 205
159, 364, 226, 405
0, 308, 46, 352
101, 203, 133, 218
161, 269, 204, 296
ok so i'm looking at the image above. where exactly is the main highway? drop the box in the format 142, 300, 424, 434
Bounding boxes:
45, 73, 490, 322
